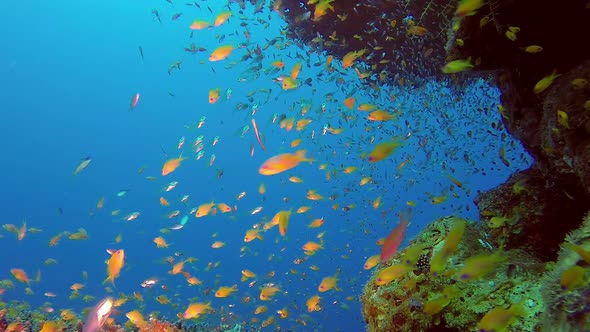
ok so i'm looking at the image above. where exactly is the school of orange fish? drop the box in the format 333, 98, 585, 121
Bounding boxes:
0, 0, 535, 331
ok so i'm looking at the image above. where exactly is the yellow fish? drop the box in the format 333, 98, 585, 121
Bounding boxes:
441, 59, 473, 74
534, 70, 560, 94
368, 139, 404, 162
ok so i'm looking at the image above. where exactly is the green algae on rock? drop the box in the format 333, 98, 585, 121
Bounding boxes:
541, 212, 590, 331
362, 216, 544, 331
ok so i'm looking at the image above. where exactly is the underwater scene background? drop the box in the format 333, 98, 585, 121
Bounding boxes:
1, 0, 589, 331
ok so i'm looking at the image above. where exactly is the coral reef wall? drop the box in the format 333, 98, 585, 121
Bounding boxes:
279, 0, 458, 78
449, 0, 590, 196
541, 212, 590, 331
276, 0, 590, 330
362, 217, 545, 332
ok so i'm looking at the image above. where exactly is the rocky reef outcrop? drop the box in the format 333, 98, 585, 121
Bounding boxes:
450, 0, 590, 268
362, 217, 546, 331
277, 0, 590, 330
279, 0, 458, 78
362, 213, 590, 331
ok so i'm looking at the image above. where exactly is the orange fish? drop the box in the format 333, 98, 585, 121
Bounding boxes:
189, 20, 209, 30
215, 286, 237, 298
281, 77, 299, 90
375, 264, 411, 285
209, 45, 234, 62
60, 309, 76, 321
97, 197, 105, 209
306, 295, 321, 312
407, 26, 428, 36
343, 97, 355, 109
259, 286, 280, 300
241, 269, 256, 281
159, 197, 170, 206
368, 110, 395, 121
134, 291, 144, 302
244, 229, 264, 242
255, 305, 268, 314
104, 249, 125, 286
308, 218, 324, 228
357, 103, 377, 111
126, 310, 147, 328
49, 234, 62, 247
318, 273, 339, 292
368, 139, 403, 163
296, 119, 312, 131
183, 302, 211, 319
280, 117, 295, 131
306, 189, 324, 201
154, 237, 168, 248
39, 321, 58, 332
363, 255, 381, 270
196, 202, 215, 217
326, 55, 334, 71
216, 202, 232, 213
258, 183, 266, 195
313, 0, 334, 20
187, 276, 202, 286
272, 210, 292, 236
214, 12, 231, 26
161, 155, 185, 176
17, 220, 26, 241
342, 49, 366, 69
290, 63, 301, 79
211, 241, 225, 249
11, 268, 30, 285
170, 260, 185, 275
259, 150, 313, 175
271, 60, 284, 69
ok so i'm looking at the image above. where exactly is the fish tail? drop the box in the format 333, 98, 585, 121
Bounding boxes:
103, 276, 114, 287
295, 150, 314, 163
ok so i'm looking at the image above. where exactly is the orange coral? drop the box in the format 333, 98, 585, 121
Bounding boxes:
139, 317, 181, 332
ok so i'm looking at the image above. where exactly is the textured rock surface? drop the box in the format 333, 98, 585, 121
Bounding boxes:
449, 0, 590, 196
276, 0, 590, 330
279, 0, 457, 78
475, 167, 589, 261
541, 212, 590, 331
361, 217, 545, 332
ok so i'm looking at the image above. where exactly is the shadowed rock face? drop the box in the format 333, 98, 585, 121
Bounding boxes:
279, 0, 458, 79
449, 0, 590, 195
278, 1, 589, 330
280, 0, 589, 260
450, 0, 590, 260
279, 0, 589, 198
475, 167, 589, 261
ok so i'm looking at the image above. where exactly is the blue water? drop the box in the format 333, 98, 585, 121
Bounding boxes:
0, 1, 532, 331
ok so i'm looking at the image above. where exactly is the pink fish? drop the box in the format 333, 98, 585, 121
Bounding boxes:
380, 213, 410, 262
251, 118, 266, 151
82, 297, 113, 332
130, 93, 140, 111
